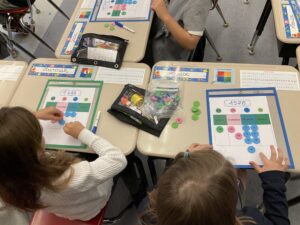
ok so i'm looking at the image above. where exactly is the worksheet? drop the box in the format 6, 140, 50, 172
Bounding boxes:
91, 0, 151, 21
206, 88, 294, 168
38, 80, 103, 149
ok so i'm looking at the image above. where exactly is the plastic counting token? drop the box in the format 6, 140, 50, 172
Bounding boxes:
235, 133, 243, 140
194, 110, 201, 115
253, 138, 260, 144
244, 107, 250, 113
51, 96, 55, 100
193, 101, 200, 107
247, 146, 256, 154
242, 125, 250, 131
172, 122, 179, 129
216, 108, 221, 113
258, 108, 263, 112
230, 108, 236, 113
73, 97, 78, 101
244, 138, 252, 144
176, 118, 183, 124
104, 23, 109, 28
58, 119, 65, 126
192, 107, 199, 113
251, 125, 258, 131
192, 114, 199, 121
228, 126, 235, 133
216, 126, 223, 133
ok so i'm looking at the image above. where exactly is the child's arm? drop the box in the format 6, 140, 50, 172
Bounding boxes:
62, 122, 127, 191
250, 146, 290, 225
151, 0, 210, 50
35, 106, 64, 121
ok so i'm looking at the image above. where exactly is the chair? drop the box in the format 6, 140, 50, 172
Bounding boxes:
0, 0, 54, 58
189, 0, 227, 62
30, 208, 106, 225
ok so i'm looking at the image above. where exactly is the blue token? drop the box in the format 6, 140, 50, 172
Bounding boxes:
70, 111, 77, 118
243, 131, 251, 138
64, 111, 70, 117
251, 131, 259, 138
242, 125, 250, 131
251, 125, 258, 131
244, 108, 250, 113
247, 146, 256, 153
244, 138, 252, 144
253, 138, 260, 144
73, 97, 78, 101
58, 119, 65, 125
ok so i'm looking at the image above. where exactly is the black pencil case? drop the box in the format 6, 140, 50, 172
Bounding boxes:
71, 33, 128, 69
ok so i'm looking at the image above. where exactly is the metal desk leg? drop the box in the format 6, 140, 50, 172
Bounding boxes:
47, 0, 70, 20
248, 0, 272, 55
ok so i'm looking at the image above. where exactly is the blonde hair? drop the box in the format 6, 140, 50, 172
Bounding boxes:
146, 149, 255, 225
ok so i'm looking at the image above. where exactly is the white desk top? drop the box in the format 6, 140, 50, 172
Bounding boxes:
9, 58, 150, 155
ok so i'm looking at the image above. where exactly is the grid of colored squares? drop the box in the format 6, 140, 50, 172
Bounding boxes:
80, 68, 94, 78
46, 102, 91, 112
108, 0, 138, 16
79, 11, 91, 19
217, 71, 232, 83
213, 114, 271, 126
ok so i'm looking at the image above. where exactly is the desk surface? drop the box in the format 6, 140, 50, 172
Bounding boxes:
272, 0, 300, 44
137, 62, 300, 171
56, 0, 152, 62
0, 60, 27, 108
9, 58, 150, 155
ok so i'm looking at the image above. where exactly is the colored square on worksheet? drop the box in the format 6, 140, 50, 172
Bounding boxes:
112, 10, 121, 16
79, 11, 91, 19
80, 68, 94, 78
214, 68, 235, 84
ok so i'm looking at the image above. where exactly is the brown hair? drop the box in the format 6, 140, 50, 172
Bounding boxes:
0, 107, 78, 211
146, 149, 255, 225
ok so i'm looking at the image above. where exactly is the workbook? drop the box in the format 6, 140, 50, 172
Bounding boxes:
37, 80, 103, 150
206, 88, 294, 168
90, 0, 151, 22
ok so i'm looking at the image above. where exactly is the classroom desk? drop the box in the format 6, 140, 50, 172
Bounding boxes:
137, 62, 300, 172
9, 58, 150, 155
0, 60, 27, 108
55, 0, 152, 62
248, 0, 299, 64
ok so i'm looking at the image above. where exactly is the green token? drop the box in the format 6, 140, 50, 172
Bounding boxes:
104, 23, 109, 28
194, 110, 201, 115
172, 122, 179, 128
175, 95, 181, 102
192, 107, 199, 113
110, 26, 115, 31
216, 108, 222, 113
258, 108, 263, 112
51, 96, 55, 100
216, 126, 224, 133
192, 114, 199, 121
193, 101, 200, 107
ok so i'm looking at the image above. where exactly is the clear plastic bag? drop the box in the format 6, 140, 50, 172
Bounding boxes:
142, 80, 183, 121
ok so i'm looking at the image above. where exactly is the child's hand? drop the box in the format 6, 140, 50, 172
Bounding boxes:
250, 145, 289, 173
151, 0, 170, 22
188, 143, 212, 152
35, 107, 63, 121
63, 122, 85, 139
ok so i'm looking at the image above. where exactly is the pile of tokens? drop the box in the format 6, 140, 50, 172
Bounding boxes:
191, 100, 201, 121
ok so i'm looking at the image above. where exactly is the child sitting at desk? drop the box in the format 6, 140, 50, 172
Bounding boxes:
0, 106, 127, 222
141, 144, 290, 225
149, 0, 212, 63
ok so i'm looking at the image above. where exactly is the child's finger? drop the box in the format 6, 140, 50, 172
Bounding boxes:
270, 145, 277, 161
249, 161, 262, 173
277, 147, 284, 162
259, 152, 269, 164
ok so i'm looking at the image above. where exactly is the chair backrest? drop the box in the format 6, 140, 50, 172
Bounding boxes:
0, 7, 29, 14
29, 208, 106, 225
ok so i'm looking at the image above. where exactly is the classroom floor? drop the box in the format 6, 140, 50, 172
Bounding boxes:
3, 0, 300, 224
